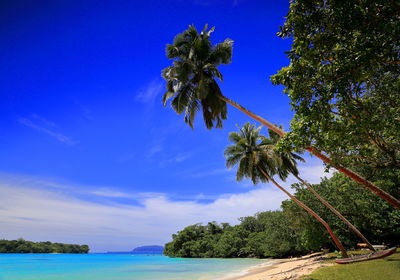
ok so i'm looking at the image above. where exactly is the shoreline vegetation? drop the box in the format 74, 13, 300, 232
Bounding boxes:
164, 172, 399, 260
0, 238, 89, 253
161, 0, 399, 277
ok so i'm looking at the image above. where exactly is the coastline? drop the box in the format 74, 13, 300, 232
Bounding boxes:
224, 253, 332, 280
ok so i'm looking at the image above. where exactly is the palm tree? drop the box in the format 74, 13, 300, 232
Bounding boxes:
162, 24, 400, 208
267, 128, 376, 252
224, 123, 348, 257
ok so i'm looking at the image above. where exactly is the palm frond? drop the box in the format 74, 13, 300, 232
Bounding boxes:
166, 44, 180, 59
236, 156, 248, 182
162, 90, 175, 106
162, 24, 232, 129
200, 81, 227, 129
200, 24, 215, 37
171, 83, 192, 114
228, 132, 242, 144
184, 95, 200, 128
225, 153, 243, 169
291, 152, 305, 162
203, 64, 223, 81
173, 61, 194, 82
196, 77, 209, 99
209, 39, 233, 65
224, 122, 305, 187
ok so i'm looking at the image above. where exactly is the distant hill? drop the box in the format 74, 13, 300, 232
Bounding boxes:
107, 245, 164, 254
131, 245, 164, 254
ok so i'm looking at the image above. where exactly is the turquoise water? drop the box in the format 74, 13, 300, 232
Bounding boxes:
0, 254, 270, 280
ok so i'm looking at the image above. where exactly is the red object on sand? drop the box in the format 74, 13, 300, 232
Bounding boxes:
335, 247, 397, 264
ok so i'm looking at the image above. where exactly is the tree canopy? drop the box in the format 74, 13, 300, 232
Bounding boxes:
271, 0, 400, 169
162, 2, 400, 259
164, 167, 400, 258
0, 238, 90, 253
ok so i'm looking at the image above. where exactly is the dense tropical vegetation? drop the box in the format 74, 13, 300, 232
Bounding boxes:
162, 0, 399, 260
271, 0, 400, 207
0, 238, 90, 253
165, 168, 399, 258
224, 123, 348, 257
272, 0, 400, 170
162, 20, 399, 208
253, 125, 375, 251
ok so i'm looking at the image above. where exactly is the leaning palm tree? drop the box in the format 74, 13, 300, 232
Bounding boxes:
267, 128, 375, 252
162, 24, 399, 208
224, 123, 348, 257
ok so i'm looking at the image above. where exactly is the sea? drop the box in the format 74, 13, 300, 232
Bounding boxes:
0, 254, 270, 280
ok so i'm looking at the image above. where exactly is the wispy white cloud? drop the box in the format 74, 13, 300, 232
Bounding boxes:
147, 144, 163, 158
89, 189, 165, 200
193, 158, 334, 191
18, 116, 76, 146
160, 152, 192, 165
145, 140, 191, 165
0, 159, 332, 252
90, 189, 136, 198
135, 79, 164, 104
0, 173, 286, 252
179, 159, 331, 186
31, 114, 57, 127
182, 168, 231, 179
71, 99, 94, 121
283, 159, 334, 186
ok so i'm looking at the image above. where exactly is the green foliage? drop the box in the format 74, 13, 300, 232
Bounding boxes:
224, 122, 303, 184
162, 5, 400, 261
289, 170, 400, 249
0, 238, 90, 253
225, 123, 276, 184
164, 167, 399, 258
165, 210, 309, 258
271, 0, 400, 169
162, 24, 233, 129
246, 211, 299, 258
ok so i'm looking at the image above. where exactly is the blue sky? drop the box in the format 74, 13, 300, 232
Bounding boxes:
0, 0, 332, 252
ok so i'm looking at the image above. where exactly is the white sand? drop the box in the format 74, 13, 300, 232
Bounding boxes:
225, 253, 334, 280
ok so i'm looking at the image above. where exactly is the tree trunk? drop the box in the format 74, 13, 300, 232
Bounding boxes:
307, 148, 400, 209
258, 168, 349, 258
293, 174, 376, 252
218, 94, 400, 209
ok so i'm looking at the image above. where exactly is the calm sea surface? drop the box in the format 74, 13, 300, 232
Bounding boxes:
0, 254, 270, 280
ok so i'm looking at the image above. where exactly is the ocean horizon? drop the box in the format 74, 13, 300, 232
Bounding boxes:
0, 253, 270, 280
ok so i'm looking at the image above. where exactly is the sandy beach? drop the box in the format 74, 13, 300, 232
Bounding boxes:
227, 253, 333, 280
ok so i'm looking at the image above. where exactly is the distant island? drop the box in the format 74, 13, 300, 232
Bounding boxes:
107, 245, 164, 254
0, 238, 89, 253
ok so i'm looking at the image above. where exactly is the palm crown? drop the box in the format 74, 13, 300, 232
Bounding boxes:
162, 24, 233, 129
225, 123, 304, 184
267, 127, 305, 180
225, 123, 349, 257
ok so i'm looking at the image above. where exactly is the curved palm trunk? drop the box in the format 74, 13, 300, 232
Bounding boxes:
293, 174, 376, 252
258, 168, 349, 257
218, 94, 400, 209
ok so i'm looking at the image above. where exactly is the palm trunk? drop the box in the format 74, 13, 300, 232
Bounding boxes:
293, 174, 376, 252
258, 167, 349, 258
218, 94, 400, 209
